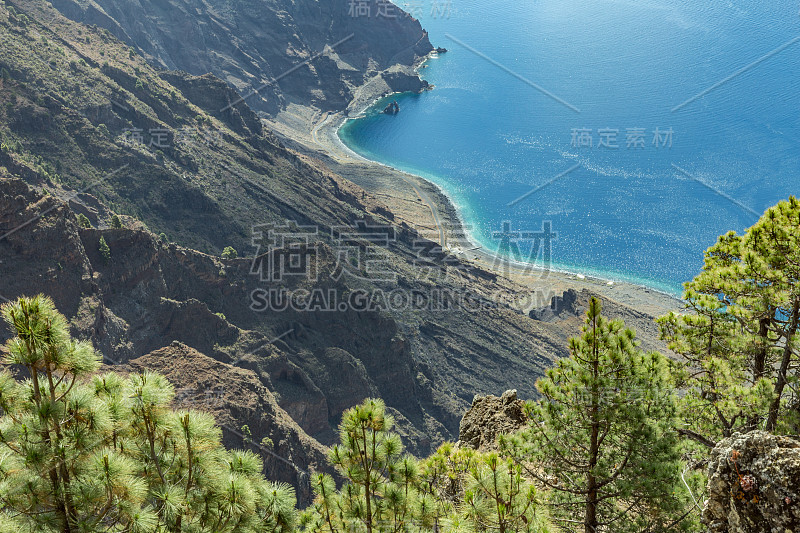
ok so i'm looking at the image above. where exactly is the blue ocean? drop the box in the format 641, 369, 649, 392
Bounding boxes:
339, 0, 800, 295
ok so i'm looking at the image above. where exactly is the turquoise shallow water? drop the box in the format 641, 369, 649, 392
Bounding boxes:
339, 0, 800, 296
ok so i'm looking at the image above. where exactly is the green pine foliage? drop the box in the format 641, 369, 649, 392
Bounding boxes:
328, 398, 405, 532
658, 196, 800, 447
111, 214, 123, 228
0, 295, 298, 532
501, 298, 692, 533
99, 235, 111, 263
300, 401, 550, 533
462, 453, 541, 533
221, 246, 238, 259
416, 442, 478, 524
4, 196, 800, 532
76, 212, 92, 228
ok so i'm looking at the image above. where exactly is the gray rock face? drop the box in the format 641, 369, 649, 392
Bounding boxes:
703, 431, 800, 533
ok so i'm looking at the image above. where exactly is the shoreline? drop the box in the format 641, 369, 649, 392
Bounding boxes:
335, 110, 681, 299
265, 87, 683, 319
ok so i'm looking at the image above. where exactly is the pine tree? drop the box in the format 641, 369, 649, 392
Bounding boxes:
304, 400, 549, 533
221, 246, 238, 259
385, 454, 420, 531
300, 473, 344, 533
329, 398, 405, 533
416, 442, 479, 527
99, 235, 111, 263
659, 197, 800, 444
111, 214, 123, 228
502, 298, 689, 533
0, 295, 298, 532
461, 453, 541, 533
0, 294, 143, 531
76, 212, 92, 228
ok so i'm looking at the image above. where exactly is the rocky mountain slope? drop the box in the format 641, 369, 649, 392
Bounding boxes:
2, 0, 394, 254
0, 173, 568, 454
114, 342, 332, 504
48, 0, 433, 116
0, 0, 675, 501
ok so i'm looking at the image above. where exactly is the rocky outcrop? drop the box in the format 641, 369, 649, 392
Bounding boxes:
458, 390, 528, 451
158, 71, 265, 139
383, 101, 400, 115
703, 431, 800, 533
0, 177, 545, 457
529, 288, 582, 321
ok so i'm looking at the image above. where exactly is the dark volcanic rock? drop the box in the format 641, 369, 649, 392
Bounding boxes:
703, 431, 800, 533
0, 177, 549, 457
0, 0, 673, 460
383, 101, 400, 115
458, 390, 528, 451
529, 288, 582, 322
0, 178, 94, 319
159, 71, 264, 138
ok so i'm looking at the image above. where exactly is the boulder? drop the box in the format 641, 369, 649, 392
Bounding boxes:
458, 389, 528, 451
703, 431, 800, 533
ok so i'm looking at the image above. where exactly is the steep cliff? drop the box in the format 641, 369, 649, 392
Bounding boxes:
47, 0, 433, 115
114, 342, 332, 505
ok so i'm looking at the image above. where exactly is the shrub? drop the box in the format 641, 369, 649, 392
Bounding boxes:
98, 235, 111, 263
221, 246, 238, 259
76, 213, 92, 228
